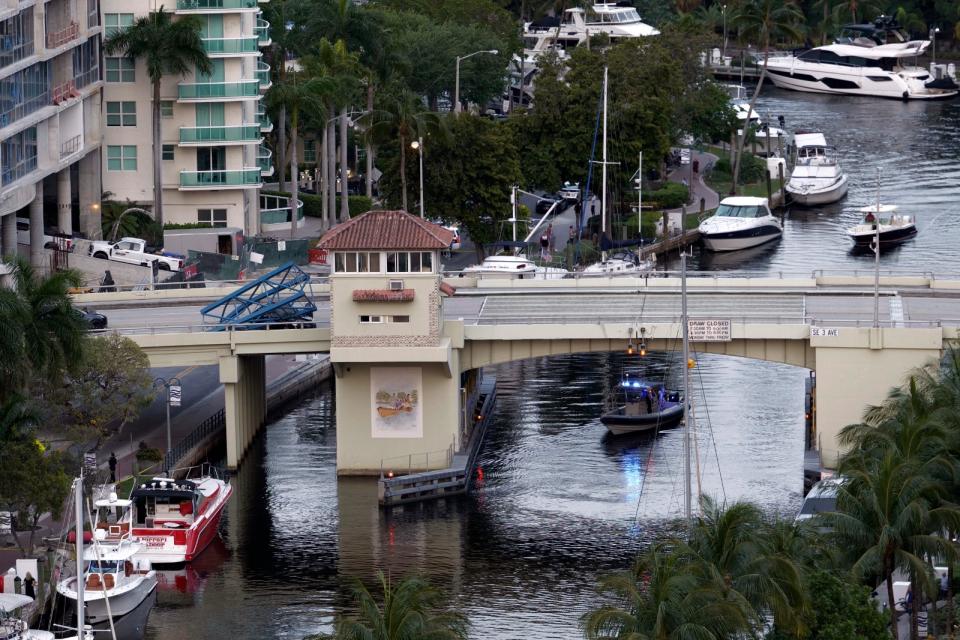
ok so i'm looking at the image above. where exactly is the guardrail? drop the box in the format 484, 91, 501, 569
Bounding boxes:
162, 411, 224, 473
91, 319, 330, 335
72, 275, 330, 293
441, 268, 948, 281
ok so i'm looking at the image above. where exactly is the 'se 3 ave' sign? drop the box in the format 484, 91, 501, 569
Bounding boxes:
687, 319, 732, 342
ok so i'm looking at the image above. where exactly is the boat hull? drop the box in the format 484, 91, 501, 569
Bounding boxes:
58, 574, 157, 624
601, 404, 684, 435
700, 225, 781, 252
764, 62, 959, 100
786, 175, 848, 205
848, 225, 917, 248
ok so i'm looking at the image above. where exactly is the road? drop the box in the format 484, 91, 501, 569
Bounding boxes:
96, 287, 960, 331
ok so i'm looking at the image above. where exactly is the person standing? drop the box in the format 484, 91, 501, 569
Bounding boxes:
539, 231, 549, 260
546, 223, 555, 252
568, 225, 576, 243
23, 572, 35, 599
108, 452, 117, 483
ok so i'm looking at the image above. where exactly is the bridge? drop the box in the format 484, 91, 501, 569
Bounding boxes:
75, 214, 960, 473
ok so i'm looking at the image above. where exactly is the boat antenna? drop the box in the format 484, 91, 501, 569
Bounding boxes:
601, 65, 608, 263
873, 167, 880, 328
681, 248, 693, 525
86, 499, 118, 640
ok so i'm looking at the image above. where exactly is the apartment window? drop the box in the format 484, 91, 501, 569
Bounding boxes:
198, 208, 227, 228
360, 315, 409, 324
386, 251, 433, 273
106, 101, 136, 126
162, 145, 175, 161
0, 62, 50, 128
1, 127, 37, 186
160, 101, 174, 118
105, 57, 135, 82
333, 251, 381, 273
0, 8, 35, 70
72, 36, 99, 88
391, 316, 410, 323
104, 13, 133, 38
87, 0, 99, 28
106, 145, 137, 171
303, 139, 316, 164
359, 315, 382, 324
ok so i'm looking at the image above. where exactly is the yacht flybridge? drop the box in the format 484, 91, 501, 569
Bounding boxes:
785, 133, 848, 205
764, 40, 959, 99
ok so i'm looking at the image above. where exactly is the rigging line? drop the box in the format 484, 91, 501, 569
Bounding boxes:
86, 496, 119, 640
694, 349, 727, 504
576, 83, 605, 265
45, 487, 77, 632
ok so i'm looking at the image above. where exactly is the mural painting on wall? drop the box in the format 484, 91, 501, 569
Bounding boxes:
371, 366, 423, 438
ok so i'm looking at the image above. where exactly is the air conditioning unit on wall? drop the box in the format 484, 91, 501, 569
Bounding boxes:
388, 279, 404, 291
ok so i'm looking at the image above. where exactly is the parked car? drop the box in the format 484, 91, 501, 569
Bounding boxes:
79, 307, 107, 330
536, 196, 561, 216
15, 218, 74, 251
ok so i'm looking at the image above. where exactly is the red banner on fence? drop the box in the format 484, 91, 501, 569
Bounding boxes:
308, 248, 328, 265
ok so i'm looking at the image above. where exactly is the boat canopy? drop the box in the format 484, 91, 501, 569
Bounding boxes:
0, 593, 33, 612
94, 497, 132, 509
81, 541, 141, 561
858, 204, 898, 213
794, 133, 827, 149
808, 41, 927, 60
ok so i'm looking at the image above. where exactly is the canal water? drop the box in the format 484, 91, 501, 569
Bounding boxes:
144, 352, 806, 640
672, 87, 960, 274
141, 89, 959, 638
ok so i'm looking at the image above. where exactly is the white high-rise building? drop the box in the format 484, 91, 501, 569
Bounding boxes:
101, 0, 273, 235
0, 0, 103, 269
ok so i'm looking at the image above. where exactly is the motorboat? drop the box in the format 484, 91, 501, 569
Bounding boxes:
785, 133, 848, 205
56, 536, 157, 629
581, 249, 655, 277
601, 375, 684, 435
764, 40, 959, 99
128, 469, 232, 564
698, 197, 782, 252
462, 255, 567, 280
846, 204, 916, 249
0, 594, 54, 640
723, 84, 787, 154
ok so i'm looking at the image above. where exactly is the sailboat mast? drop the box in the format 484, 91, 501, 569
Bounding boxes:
75, 471, 85, 636
638, 152, 642, 237
601, 66, 608, 262
681, 251, 692, 524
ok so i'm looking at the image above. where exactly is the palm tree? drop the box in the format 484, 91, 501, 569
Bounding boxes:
678, 496, 807, 636
365, 88, 442, 213
267, 69, 332, 238
730, 0, 803, 192
824, 453, 960, 640
105, 9, 211, 228
0, 395, 38, 443
5, 257, 85, 392
581, 543, 752, 640
307, 571, 468, 640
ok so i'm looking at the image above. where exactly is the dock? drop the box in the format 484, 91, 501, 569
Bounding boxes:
378, 374, 497, 507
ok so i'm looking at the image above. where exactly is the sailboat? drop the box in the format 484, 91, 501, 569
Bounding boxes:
581, 67, 655, 277
58, 473, 94, 640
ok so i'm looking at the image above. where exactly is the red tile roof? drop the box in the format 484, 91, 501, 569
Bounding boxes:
318, 210, 455, 250
352, 289, 415, 302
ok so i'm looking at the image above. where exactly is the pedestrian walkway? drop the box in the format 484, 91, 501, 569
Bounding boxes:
663, 150, 720, 234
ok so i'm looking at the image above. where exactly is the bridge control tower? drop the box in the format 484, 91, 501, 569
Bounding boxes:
318, 211, 463, 474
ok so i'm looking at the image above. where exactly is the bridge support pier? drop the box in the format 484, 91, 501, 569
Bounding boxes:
813, 327, 943, 467
222, 354, 266, 470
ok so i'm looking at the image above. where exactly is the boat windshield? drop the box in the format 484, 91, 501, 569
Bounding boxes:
588, 8, 642, 23
86, 560, 120, 573
798, 496, 836, 515
715, 204, 766, 218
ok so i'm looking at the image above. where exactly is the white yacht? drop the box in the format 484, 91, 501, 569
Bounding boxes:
785, 133, 848, 205
56, 535, 157, 628
724, 84, 787, 154
846, 204, 917, 249
698, 197, 782, 252
764, 40, 959, 99
581, 249, 655, 277
462, 255, 567, 280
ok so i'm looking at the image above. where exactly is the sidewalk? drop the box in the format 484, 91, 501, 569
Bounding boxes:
663, 150, 720, 234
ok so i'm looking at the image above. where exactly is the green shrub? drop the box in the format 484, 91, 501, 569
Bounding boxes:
645, 182, 689, 209
712, 154, 766, 185
163, 222, 216, 230
135, 442, 162, 462
622, 213, 660, 239
348, 195, 373, 218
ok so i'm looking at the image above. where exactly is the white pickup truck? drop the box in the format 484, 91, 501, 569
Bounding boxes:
88, 237, 183, 271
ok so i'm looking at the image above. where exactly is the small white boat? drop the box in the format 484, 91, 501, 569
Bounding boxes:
698, 197, 782, 252
726, 84, 787, 155
462, 255, 567, 280
581, 249, 655, 277
56, 536, 157, 628
0, 594, 54, 640
846, 204, 916, 249
786, 133, 848, 205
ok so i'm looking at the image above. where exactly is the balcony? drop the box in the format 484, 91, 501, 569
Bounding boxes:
177, 80, 260, 101
255, 18, 271, 46
52, 80, 79, 105
256, 61, 271, 91
260, 193, 304, 232
175, 0, 259, 12
179, 168, 262, 189
179, 124, 262, 145
257, 145, 272, 177
60, 134, 81, 159
257, 106, 272, 133
203, 36, 259, 56
46, 21, 79, 49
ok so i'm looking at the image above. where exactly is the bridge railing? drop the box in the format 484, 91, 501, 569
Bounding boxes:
90, 319, 329, 335
441, 268, 949, 281
73, 274, 330, 294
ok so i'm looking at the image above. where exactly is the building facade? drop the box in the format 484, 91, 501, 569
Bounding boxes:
0, 0, 103, 269
100, 0, 272, 235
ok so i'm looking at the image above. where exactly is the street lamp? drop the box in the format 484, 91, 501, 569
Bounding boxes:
454, 49, 499, 114
153, 376, 182, 472
410, 137, 425, 218
722, 5, 727, 62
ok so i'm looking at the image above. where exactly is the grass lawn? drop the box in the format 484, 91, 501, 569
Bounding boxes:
707, 171, 785, 200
